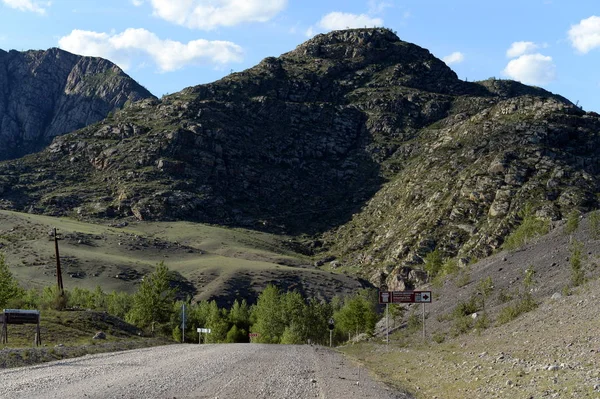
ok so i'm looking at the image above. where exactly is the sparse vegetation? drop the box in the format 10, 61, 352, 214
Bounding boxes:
496, 267, 537, 325
570, 240, 585, 287
424, 248, 443, 278
590, 210, 600, 239
503, 206, 550, 250
565, 210, 580, 235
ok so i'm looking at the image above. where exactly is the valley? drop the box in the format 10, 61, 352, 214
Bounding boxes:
0, 209, 367, 306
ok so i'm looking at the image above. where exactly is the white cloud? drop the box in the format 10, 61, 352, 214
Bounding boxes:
317, 12, 383, 31
442, 51, 464, 65
134, 0, 287, 30
502, 53, 556, 85
131, 0, 143, 6
568, 15, 600, 53
506, 41, 539, 58
58, 28, 244, 72
305, 26, 315, 38
1, 0, 49, 14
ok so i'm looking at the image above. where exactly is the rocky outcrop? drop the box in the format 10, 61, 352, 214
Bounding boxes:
0, 48, 155, 160
1, 29, 599, 285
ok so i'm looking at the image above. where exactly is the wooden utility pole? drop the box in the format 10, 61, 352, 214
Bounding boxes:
54, 228, 64, 295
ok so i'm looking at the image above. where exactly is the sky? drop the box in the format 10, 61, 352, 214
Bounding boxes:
0, 0, 599, 112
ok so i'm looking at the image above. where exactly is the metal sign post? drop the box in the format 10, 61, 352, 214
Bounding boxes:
181, 303, 186, 343
386, 303, 389, 346
422, 303, 425, 340
379, 290, 432, 342
328, 318, 334, 347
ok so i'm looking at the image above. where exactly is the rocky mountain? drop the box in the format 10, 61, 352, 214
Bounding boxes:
0, 47, 155, 160
1, 28, 599, 289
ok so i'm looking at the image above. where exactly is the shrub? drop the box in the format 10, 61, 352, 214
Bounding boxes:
503, 206, 550, 250
496, 296, 537, 325
497, 287, 513, 303
455, 267, 471, 288
452, 296, 480, 319
565, 210, 580, 235
570, 240, 585, 287
496, 267, 537, 325
451, 316, 473, 336
432, 332, 446, 343
476, 277, 494, 298
424, 249, 443, 278
590, 210, 600, 239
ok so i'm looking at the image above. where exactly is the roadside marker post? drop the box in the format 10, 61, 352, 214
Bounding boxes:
197, 328, 211, 344
328, 318, 335, 347
248, 332, 259, 342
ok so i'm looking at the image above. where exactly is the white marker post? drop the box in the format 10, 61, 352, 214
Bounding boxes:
197, 328, 211, 344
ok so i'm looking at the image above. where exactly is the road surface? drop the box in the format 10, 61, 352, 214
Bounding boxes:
0, 344, 412, 398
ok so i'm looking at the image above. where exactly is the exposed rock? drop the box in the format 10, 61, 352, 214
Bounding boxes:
0, 28, 599, 282
0, 47, 155, 160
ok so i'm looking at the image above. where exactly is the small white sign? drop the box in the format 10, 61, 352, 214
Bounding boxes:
197, 328, 211, 333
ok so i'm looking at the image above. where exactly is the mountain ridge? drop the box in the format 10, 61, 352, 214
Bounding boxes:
1, 28, 599, 290
0, 47, 155, 160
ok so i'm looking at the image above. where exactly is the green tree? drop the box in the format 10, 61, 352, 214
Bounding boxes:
565, 210, 580, 235
570, 240, 585, 287
334, 289, 379, 339
205, 301, 229, 343
0, 253, 23, 308
126, 262, 177, 332
424, 248, 443, 278
251, 284, 285, 343
106, 291, 133, 319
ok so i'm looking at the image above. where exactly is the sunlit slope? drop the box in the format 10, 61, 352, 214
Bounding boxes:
0, 210, 366, 305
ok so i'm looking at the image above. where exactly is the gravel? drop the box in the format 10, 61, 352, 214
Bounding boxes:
0, 344, 412, 398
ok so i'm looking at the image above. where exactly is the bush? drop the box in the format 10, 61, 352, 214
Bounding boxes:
432, 332, 446, 343
424, 249, 443, 278
496, 267, 537, 325
476, 277, 494, 298
451, 316, 473, 336
496, 296, 537, 325
503, 206, 550, 250
570, 240, 586, 287
565, 210, 580, 235
455, 267, 471, 288
452, 296, 480, 319
590, 210, 600, 239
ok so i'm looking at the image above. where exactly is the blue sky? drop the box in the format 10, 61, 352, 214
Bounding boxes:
1, 0, 599, 111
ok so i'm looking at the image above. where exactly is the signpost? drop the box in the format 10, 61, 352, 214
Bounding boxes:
181, 303, 186, 343
197, 328, 211, 344
1, 309, 41, 346
248, 333, 259, 342
379, 291, 433, 341
328, 318, 335, 347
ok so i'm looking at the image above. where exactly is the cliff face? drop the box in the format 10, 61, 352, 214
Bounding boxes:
1, 29, 599, 288
0, 48, 155, 160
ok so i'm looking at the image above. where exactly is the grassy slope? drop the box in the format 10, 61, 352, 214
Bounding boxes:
0, 210, 366, 305
0, 310, 170, 368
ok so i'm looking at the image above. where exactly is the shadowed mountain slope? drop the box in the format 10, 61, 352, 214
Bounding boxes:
1, 28, 599, 289
0, 47, 155, 160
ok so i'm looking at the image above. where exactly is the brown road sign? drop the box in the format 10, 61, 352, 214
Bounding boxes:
378, 291, 432, 304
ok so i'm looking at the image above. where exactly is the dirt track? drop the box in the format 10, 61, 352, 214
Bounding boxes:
0, 344, 412, 399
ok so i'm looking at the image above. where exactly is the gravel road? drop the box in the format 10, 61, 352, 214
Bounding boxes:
0, 344, 412, 399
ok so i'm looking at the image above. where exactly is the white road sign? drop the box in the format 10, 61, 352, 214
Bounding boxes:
197, 328, 211, 333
